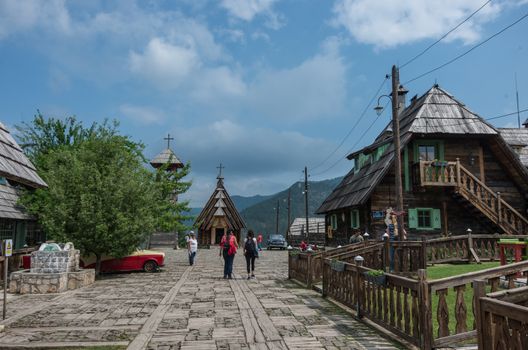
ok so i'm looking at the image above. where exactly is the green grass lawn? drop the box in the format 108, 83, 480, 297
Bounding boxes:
427, 262, 500, 337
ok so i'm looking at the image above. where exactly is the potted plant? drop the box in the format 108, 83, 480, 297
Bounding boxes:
364, 269, 386, 286
330, 258, 345, 272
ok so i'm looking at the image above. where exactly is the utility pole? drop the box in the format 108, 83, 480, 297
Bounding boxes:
391, 65, 405, 240
287, 188, 291, 241
275, 199, 280, 234
304, 166, 309, 242
515, 73, 521, 129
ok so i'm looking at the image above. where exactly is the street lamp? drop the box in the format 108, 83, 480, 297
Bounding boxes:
373, 66, 406, 241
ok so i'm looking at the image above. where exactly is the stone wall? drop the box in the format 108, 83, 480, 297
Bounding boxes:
10, 269, 95, 294
30, 249, 80, 273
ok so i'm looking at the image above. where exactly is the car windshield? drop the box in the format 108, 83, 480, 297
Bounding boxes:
270, 235, 284, 240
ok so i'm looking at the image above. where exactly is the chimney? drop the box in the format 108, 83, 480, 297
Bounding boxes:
397, 84, 409, 115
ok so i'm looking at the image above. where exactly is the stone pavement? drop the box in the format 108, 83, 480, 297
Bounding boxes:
0, 248, 403, 349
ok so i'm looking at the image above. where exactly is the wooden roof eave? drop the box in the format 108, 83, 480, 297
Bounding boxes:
489, 136, 528, 194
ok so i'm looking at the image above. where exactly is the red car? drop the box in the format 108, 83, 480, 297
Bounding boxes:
80, 249, 165, 273
23, 249, 165, 273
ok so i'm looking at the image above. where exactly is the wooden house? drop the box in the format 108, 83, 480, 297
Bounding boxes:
0, 122, 47, 249
195, 175, 246, 245
317, 85, 528, 246
499, 119, 528, 168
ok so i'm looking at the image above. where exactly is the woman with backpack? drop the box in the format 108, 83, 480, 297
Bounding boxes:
221, 230, 238, 279
244, 230, 258, 280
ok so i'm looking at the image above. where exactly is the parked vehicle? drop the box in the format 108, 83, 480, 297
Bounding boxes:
22, 249, 165, 273
267, 234, 287, 250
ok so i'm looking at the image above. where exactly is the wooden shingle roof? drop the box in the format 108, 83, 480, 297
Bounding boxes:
316, 85, 504, 214
0, 183, 33, 220
499, 128, 528, 167
0, 122, 47, 189
149, 148, 183, 169
194, 177, 246, 231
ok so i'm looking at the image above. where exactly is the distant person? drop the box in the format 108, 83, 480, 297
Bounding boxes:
244, 230, 259, 279
223, 230, 238, 279
349, 231, 364, 244
187, 232, 198, 266
257, 233, 263, 251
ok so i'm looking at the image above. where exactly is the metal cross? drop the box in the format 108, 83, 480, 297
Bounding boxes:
164, 134, 174, 149
216, 163, 224, 178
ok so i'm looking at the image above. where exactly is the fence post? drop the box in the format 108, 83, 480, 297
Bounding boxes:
473, 279, 486, 350
321, 258, 327, 298
421, 236, 427, 270
418, 269, 432, 350
384, 237, 390, 272
354, 255, 364, 319
307, 253, 313, 289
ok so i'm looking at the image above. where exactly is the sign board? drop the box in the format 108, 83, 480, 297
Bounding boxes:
371, 211, 385, 220
4, 239, 12, 256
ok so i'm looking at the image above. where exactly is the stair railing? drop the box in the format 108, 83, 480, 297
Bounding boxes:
419, 159, 528, 235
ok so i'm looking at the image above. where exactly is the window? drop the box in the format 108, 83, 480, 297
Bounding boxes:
418, 145, 436, 161
350, 210, 360, 229
330, 214, 338, 230
413, 140, 445, 162
408, 208, 441, 230
417, 209, 431, 228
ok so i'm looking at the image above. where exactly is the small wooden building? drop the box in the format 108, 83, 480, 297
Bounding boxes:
318, 85, 528, 246
0, 122, 47, 249
195, 174, 246, 246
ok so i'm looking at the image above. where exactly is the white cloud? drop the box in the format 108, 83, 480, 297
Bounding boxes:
168, 119, 336, 206
0, 0, 71, 39
245, 38, 347, 121
130, 38, 200, 88
221, 0, 278, 21
119, 104, 166, 125
332, 0, 502, 48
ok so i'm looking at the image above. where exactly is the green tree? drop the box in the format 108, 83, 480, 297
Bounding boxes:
20, 135, 158, 275
17, 114, 192, 275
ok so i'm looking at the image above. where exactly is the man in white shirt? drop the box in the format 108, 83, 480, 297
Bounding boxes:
188, 231, 198, 266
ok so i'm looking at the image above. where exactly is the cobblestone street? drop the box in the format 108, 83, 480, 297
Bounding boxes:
0, 248, 402, 349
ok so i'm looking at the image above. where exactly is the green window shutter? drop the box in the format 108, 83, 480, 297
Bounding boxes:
331, 214, 337, 230
408, 209, 418, 229
432, 209, 441, 229
351, 210, 360, 229
438, 141, 445, 161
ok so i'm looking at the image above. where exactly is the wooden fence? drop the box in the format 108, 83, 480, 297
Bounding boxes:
322, 259, 426, 347
475, 284, 528, 350
288, 235, 528, 349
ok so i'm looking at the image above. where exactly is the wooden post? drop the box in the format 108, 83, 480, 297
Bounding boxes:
421, 236, 427, 270
473, 279, 486, 350
497, 192, 501, 226
391, 66, 405, 241
478, 146, 485, 183
355, 257, 364, 318
418, 269, 432, 350
384, 237, 390, 272
322, 258, 327, 298
442, 201, 449, 237
307, 253, 313, 289
456, 158, 461, 188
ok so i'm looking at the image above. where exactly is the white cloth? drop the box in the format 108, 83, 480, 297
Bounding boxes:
188, 238, 198, 253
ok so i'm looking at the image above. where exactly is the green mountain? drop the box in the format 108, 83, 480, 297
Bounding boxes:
231, 194, 273, 211
240, 177, 342, 239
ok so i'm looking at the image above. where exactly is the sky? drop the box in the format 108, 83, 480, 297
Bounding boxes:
1, 0, 527, 207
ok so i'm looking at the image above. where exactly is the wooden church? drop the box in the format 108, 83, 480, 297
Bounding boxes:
195, 167, 246, 245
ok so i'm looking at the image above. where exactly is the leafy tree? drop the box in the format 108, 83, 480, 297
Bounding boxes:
17, 114, 192, 274
153, 161, 193, 237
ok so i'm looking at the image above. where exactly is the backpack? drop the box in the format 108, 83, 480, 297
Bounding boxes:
244, 238, 256, 257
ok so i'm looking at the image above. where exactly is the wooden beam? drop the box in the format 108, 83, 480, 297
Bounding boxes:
478, 145, 485, 183
442, 201, 448, 237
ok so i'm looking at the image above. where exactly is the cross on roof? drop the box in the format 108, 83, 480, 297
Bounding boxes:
216, 163, 224, 179
164, 133, 174, 149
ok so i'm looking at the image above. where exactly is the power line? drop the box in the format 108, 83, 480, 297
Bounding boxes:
404, 12, 528, 85
400, 0, 493, 69
310, 75, 389, 171
312, 100, 390, 177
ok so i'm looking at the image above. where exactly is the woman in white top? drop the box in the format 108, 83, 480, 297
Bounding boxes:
243, 230, 258, 279
188, 232, 198, 266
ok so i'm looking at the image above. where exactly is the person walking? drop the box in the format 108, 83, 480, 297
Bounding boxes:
187, 232, 198, 266
244, 230, 258, 279
257, 233, 263, 251
222, 230, 238, 279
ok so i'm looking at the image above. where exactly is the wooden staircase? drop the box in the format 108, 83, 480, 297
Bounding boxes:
419, 160, 528, 235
